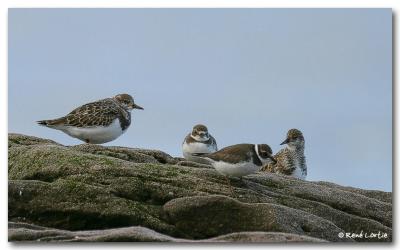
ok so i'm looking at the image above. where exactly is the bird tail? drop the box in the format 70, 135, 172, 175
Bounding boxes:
37, 117, 65, 127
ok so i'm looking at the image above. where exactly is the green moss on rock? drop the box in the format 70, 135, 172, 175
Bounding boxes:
8, 134, 392, 242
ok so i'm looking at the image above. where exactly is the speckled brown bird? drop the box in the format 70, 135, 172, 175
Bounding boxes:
37, 94, 143, 144
261, 129, 307, 180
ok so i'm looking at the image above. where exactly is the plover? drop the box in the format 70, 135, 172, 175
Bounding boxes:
182, 124, 218, 163
37, 93, 143, 144
195, 143, 276, 178
261, 129, 307, 180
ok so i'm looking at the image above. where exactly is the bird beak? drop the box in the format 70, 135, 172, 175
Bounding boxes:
132, 103, 144, 110
269, 156, 277, 163
280, 138, 289, 145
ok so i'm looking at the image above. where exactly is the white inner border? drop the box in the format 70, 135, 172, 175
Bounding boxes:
1, 1, 397, 249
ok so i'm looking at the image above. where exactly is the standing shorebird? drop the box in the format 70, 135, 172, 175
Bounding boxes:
37, 93, 143, 144
261, 129, 307, 180
182, 124, 218, 163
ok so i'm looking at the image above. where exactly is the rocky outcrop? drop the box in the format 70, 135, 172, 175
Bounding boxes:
8, 134, 392, 242
9, 222, 327, 242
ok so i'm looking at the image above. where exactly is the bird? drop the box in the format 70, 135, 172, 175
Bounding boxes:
182, 124, 218, 163
260, 129, 307, 180
194, 143, 276, 177
37, 93, 143, 144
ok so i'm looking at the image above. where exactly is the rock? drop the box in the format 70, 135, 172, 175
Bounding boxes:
8, 133, 61, 147
8, 134, 392, 242
8, 222, 326, 242
176, 160, 214, 169
163, 195, 350, 242
70, 143, 179, 165
206, 231, 328, 242
315, 181, 392, 204
8, 222, 185, 242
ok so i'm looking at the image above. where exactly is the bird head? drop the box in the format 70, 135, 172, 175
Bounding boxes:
114, 94, 143, 111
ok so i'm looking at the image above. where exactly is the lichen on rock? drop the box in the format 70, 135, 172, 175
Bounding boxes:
8, 133, 392, 242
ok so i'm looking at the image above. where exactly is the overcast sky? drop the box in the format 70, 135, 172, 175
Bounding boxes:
9, 9, 392, 191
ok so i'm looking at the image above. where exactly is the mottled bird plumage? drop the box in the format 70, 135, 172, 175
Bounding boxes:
261, 129, 307, 179
39, 98, 130, 129
37, 93, 143, 144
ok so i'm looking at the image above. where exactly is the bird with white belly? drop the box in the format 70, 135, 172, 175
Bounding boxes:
182, 124, 218, 164
260, 129, 307, 180
37, 93, 143, 144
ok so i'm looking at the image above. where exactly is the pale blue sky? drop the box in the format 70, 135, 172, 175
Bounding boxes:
8, 9, 392, 191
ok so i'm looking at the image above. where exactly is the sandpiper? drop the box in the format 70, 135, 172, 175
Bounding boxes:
37, 93, 143, 144
261, 129, 307, 180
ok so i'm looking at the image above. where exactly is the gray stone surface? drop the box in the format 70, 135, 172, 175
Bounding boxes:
8, 133, 392, 242
9, 222, 326, 242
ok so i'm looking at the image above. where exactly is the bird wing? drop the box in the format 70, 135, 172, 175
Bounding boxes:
63, 99, 120, 127
207, 144, 252, 164
210, 135, 218, 151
